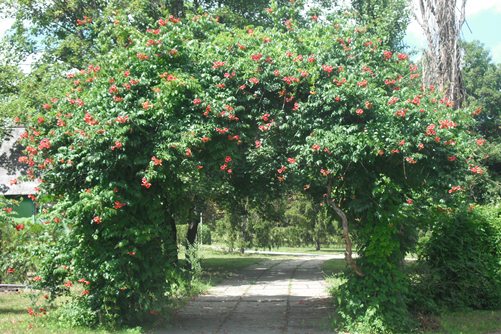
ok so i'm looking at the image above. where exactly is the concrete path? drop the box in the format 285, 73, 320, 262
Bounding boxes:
162, 256, 335, 334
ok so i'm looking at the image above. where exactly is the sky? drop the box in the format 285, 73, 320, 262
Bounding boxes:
405, 0, 501, 63
1, 0, 501, 67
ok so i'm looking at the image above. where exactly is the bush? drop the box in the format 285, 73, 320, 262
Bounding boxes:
416, 205, 501, 311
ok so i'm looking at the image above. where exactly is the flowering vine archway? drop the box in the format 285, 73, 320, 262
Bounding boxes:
10, 3, 483, 330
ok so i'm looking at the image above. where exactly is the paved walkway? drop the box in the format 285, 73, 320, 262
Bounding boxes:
162, 256, 335, 334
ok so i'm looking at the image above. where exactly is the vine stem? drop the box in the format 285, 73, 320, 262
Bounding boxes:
326, 181, 364, 277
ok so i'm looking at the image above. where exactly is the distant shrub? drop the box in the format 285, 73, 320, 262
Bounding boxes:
416, 205, 501, 311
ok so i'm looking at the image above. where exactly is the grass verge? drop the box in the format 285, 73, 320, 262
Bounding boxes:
423, 310, 501, 334
0, 293, 141, 334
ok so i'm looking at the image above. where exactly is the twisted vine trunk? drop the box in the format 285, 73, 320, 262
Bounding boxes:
326, 183, 363, 277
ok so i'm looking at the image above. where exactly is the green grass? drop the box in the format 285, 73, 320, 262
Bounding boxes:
191, 247, 281, 285
424, 310, 501, 334
321, 258, 348, 276
0, 293, 141, 334
242, 245, 346, 254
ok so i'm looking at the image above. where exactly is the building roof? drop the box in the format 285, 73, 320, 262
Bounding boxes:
0, 127, 39, 196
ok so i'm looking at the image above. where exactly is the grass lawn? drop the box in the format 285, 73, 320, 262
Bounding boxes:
423, 310, 501, 334
321, 258, 348, 276
200, 252, 268, 285
226, 244, 346, 254
0, 293, 141, 334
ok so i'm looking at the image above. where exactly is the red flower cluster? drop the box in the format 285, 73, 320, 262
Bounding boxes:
215, 127, 229, 134
425, 124, 436, 136
283, 76, 299, 85
251, 53, 262, 61
357, 80, 368, 88
277, 166, 287, 174
84, 112, 99, 126
321, 65, 333, 74
212, 61, 225, 69
116, 115, 129, 123
395, 109, 407, 118
38, 138, 51, 150
111, 141, 123, 151
439, 119, 457, 129
114, 201, 126, 209
76, 16, 92, 26
470, 166, 483, 175
397, 53, 408, 61
141, 177, 152, 189
151, 156, 163, 166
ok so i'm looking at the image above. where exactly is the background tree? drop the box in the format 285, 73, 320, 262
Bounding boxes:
416, 0, 466, 107
461, 40, 501, 201
351, 0, 410, 49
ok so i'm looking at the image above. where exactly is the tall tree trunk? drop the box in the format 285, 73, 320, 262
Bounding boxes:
166, 209, 178, 265
171, 0, 184, 17
240, 215, 247, 254
416, 0, 466, 108
186, 207, 199, 246
184, 203, 199, 270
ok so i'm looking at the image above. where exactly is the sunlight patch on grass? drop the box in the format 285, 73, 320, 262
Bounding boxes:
425, 310, 501, 334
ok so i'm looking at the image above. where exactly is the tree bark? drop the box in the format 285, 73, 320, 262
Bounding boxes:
326, 183, 363, 277
240, 214, 247, 254
186, 214, 198, 247
185, 204, 199, 270
416, 0, 466, 108
166, 209, 178, 265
